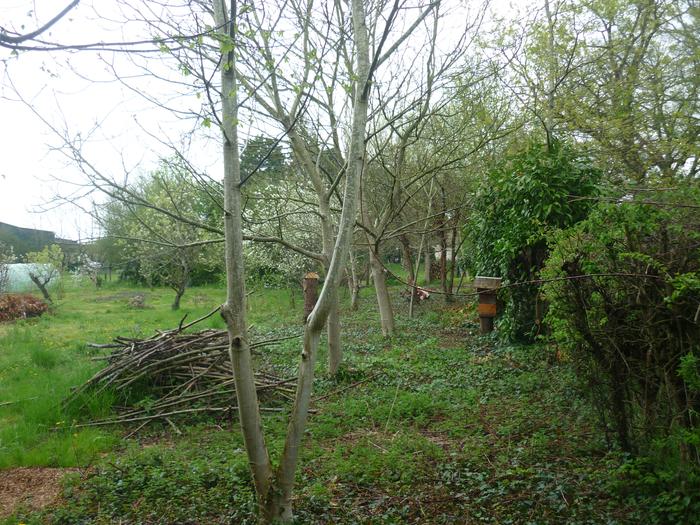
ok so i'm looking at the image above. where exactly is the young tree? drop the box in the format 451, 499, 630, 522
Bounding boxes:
214, 0, 439, 519
25, 244, 64, 303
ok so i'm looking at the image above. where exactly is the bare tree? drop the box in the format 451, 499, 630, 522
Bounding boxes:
214, 0, 452, 519
0, 1, 79, 48
6, 1, 461, 519
213, 0, 371, 518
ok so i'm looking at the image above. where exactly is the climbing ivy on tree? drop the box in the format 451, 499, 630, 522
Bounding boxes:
463, 139, 600, 340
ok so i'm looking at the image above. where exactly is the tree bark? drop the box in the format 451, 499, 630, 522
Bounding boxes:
423, 248, 432, 285
327, 297, 342, 374
302, 273, 319, 321
369, 246, 395, 336
348, 252, 360, 311
399, 233, 416, 300
445, 217, 458, 303
350, 281, 360, 311
439, 227, 447, 295
171, 261, 188, 310
214, 0, 274, 518
284, 124, 342, 376
28, 273, 52, 303
171, 287, 184, 310
271, 1, 371, 516
399, 235, 414, 281
320, 192, 342, 376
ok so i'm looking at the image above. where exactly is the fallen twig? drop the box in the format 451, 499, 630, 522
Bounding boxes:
0, 396, 38, 407
312, 372, 382, 403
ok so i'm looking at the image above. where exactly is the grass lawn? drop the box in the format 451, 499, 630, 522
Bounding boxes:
1, 280, 643, 524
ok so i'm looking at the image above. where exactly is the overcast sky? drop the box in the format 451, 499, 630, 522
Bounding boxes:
0, 0, 526, 241
0, 0, 195, 239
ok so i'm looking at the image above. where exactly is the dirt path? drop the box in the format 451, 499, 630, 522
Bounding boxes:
0, 467, 80, 518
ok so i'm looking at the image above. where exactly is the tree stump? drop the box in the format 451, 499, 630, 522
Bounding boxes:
302, 272, 319, 322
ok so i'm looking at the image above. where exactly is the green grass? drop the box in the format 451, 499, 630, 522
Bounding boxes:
0, 281, 302, 469
2, 279, 647, 524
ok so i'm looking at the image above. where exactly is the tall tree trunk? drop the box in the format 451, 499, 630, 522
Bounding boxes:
318, 190, 342, 375
439, 187, 448, 297
215, 0, 384, 519
272, 1, 371, 516
439, 226, 447, 296
350, 281, 360, 311
327, 298, 342, 374
445, 219, 458, 303
399, 234, 415, 282
347, 250, 360, 311
369, 245, 395, 336
285, 120, 342, 376
214, 1, 274, 518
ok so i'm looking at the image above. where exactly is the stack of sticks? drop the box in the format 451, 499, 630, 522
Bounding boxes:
65, 326, 298, 432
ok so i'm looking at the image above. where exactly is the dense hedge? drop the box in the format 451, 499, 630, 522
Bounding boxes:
542, 186, 700, 522
543, 188, 700, 453
463, 140, 600, 340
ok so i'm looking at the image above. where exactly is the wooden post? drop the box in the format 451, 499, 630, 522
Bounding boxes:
474, 276, 502, 334
302, 272, 319, 322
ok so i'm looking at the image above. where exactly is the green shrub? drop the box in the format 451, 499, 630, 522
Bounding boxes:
463, 139, 600, 341
542, 186, 700, 513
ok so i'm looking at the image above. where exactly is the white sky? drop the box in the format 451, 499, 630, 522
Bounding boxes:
0, 0, 527, 241
0, 0, 201, 239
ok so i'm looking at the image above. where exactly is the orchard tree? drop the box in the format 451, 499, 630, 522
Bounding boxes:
213, 0, 445, 519
25, 244, 64, 303
101, 159, 223, 309
497, 0, 699, 182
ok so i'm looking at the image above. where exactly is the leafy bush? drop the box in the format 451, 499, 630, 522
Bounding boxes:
542, 186, 700, 464
0, 294, 49, 322
463, 139, 600, 340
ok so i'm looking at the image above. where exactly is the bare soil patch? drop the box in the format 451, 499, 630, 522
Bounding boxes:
92, 291, 148, 302
0, 467, 80, 518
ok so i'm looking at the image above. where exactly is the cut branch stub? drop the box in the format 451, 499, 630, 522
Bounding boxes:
302, 272, 319, 322
475, 276, 502, 334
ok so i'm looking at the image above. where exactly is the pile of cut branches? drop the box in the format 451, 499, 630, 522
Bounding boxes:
65, 324, 298, 433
